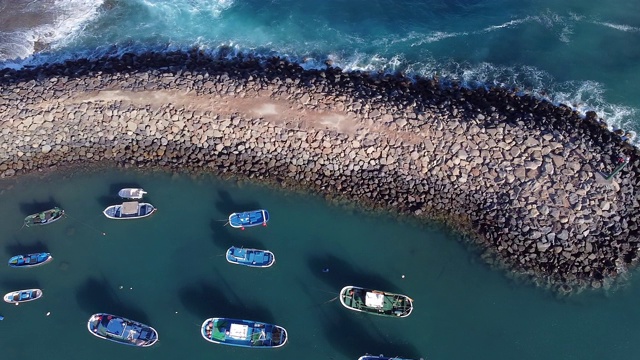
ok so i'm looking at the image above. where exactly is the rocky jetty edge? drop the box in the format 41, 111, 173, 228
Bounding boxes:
1, 51, 639, 293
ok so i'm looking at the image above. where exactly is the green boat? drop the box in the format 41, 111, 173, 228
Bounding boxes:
24, 207, 64, 227
340, 286, 413, 318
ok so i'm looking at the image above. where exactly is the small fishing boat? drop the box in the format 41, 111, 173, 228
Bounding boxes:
358, 355, 417, 360
228, 209, 269, 229
87, 313, 158, 347
201, 318, 287, 348
118, 188, 147, 199
24, 207, 64, 227
340, 286, 413, 318
226, 247, 275, 268
103, 202, 156, 219
4, 289, 43, 304
8, 252, 53, 268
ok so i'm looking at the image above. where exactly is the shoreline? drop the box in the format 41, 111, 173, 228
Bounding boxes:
1, 51, 638, 292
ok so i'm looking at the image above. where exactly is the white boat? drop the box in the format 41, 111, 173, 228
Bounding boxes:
103, 202, 156, 219
4, 289, 43, 304
87, 313, 159, 347
118, 188, 147, 199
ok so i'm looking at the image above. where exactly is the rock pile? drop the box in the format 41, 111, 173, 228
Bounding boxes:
1, 51, 639, 292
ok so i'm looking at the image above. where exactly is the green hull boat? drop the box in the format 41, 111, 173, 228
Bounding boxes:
340, 286, 413, 318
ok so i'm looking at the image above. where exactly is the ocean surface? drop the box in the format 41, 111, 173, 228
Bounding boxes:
1, 1, 640, 358
0, 0, 639, 138
0, 168, 639, 360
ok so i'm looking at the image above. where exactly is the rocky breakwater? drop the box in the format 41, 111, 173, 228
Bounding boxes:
1, 52, 639, 292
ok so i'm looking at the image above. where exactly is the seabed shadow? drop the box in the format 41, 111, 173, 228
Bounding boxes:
178, 276, 275, 324
213, 189, 262, 217
321, 310, 421, 360
209, 220, 266, 251
19, 197, 62, 216
307, 253, 403, 294
75, 275, 150, 324
4, 240, 50, 256
0, 279, 42, 293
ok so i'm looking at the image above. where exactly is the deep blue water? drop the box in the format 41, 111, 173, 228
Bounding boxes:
1, 0, 639, 137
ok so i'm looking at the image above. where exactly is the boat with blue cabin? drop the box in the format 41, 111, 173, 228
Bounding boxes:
87, 313, 158, 347
8, 252, 53, 268
103, 201, 156, 219
4, 289, 43, 304
24, 207, 64, 227
201, 318, 287, 348
226, 246, 275, 268
228, 209, 269, 229
118, 188, 147, 199
340, 286, 413, 318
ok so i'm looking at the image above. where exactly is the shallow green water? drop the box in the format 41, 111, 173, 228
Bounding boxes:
0, 168, 638, 360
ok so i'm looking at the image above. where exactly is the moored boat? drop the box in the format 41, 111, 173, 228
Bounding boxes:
4, 289, 43, 304
226, 247, 275, 268
358, 355, 418, 360
340, 286, 413, 318
201, 318, 287, 348
118, 188, 147, 199
8, 252, 53, 268
103, 202, 156, 219
24, 207, 64, 227
87, 313, 158, 347
228, 209, 269, 229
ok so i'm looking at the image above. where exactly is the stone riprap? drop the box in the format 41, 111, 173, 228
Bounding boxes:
1, 52, 639, 292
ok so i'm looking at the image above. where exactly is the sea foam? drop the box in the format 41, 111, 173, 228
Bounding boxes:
0, 0, 103, 61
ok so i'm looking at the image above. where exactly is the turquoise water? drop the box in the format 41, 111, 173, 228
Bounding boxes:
1, 0, 639, 135
1, 168, 640, 359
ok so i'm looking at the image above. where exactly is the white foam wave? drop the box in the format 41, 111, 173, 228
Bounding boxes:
184, 0, 234, 18
481, 17, 533, 32
0, 0, 103, 61
593, 21, 640, 33
408, 16, 536, 47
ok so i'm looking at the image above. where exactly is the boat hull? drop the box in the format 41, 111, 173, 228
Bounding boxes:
118, 188, 147, 199
24, 207, 64, 227
226, 247, 275, 268
3, 289, 43, 304
103, 202, 156, 219
340, 286, 413, 318
228, 210, 270, 229
201, 318, 287, 348
8, 253, 53, 268
87, 313, 158, 347
359, 356, 416, 360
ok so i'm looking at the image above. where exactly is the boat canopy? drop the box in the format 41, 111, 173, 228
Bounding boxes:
122, 202, 139, 215
365, 292, 385, 308
229, 324, 249, 339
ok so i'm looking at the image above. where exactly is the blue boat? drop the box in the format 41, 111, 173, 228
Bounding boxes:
87, 313, 158, 347
3, 289, 43, 304
201, 318, 287, 348
226, 247, 275, 268
103, 201, 156, 220
228, 210, 269, 229
8, 252, 53, 268
358, 356, 418, 360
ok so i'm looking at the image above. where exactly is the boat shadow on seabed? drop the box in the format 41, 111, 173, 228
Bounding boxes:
178, 277, 275, 324
4, 240, 50, 257
321, 310, 422, 360
209, 219, 266, 250
75, 276, 150, 325
306, 252, 404, 295
19, 198, 62, 217
213, 190, 262, 219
